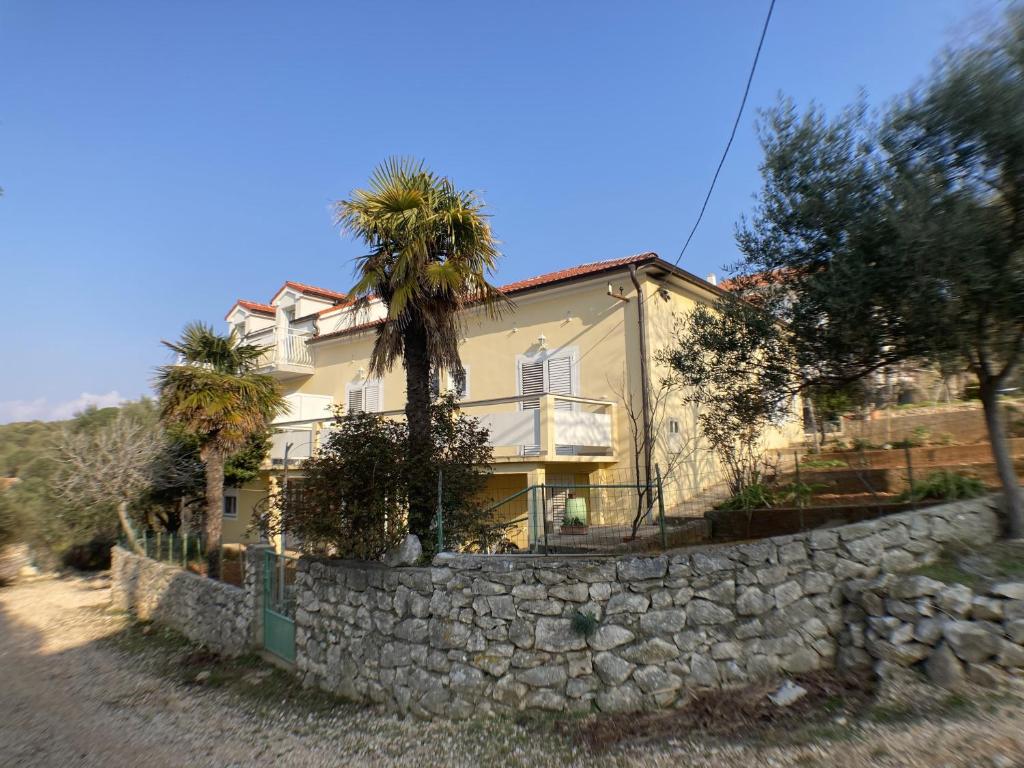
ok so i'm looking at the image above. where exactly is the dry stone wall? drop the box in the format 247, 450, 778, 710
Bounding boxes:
110, 545, 258, 656
842, 571, 1024, 686
293, 497, 1001, 718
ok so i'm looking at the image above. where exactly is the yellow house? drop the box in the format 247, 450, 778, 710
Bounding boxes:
221, 253, 802, 551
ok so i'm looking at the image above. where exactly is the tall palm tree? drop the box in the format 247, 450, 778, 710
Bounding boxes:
156, 322, 285, 576
334, 158, 504, 538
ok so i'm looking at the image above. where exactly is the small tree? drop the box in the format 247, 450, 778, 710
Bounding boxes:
255, 396, 494, 559
659, 297, 797, 497
609, 372, 699, 539
156, 323, 285, 577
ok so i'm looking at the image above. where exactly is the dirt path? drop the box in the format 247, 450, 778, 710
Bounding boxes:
1, 574, 1023, 768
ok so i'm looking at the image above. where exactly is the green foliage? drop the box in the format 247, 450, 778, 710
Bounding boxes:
659, 298, 794, 496
570, 610, 599, 638
799, 458, 845, 469
334, 158, 506, 539
266, 411, 409, 560
561, 513, 585, 528
258, 396, 495, 560
715, 481, 777, 511
900, 470, 987, 503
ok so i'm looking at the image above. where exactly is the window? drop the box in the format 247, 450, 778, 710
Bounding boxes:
517, 352, 576, 409
346, 380, 382, 413
668, 419, 680, 434
223, 492, 238, 520
430, 368, 441, 399
431, 367, 469, 400
451, 367, 469, 399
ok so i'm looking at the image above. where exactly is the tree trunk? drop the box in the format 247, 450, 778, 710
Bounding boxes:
117, 501, 144, 555
979, 379, 1022, 538
203, 448, 225, 578
403, 317, 434, 540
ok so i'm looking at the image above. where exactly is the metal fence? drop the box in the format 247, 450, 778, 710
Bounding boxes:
120, 523, 247, 587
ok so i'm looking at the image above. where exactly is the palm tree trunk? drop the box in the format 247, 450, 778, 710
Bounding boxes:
403, 317, 434, 540
203, 448, 226, 578
979, 378, 1022, 538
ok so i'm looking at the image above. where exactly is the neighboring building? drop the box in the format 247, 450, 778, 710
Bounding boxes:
221, 252, 803, 550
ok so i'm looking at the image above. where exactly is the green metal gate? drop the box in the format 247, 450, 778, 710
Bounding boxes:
262, 549, 297, 663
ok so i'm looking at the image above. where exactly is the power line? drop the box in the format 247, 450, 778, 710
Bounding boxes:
673, 0, 777, 268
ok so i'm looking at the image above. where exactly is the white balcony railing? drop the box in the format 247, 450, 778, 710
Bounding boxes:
267, 393, 615, 465
251, 331, 313, 372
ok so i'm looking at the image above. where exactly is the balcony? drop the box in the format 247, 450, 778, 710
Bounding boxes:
266, 393, 617, 467
248, 329, 314, 379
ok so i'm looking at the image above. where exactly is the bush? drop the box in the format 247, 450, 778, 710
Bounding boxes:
256, 396, 495, 560
900, 470, 987, 502
714, 482, 778, 511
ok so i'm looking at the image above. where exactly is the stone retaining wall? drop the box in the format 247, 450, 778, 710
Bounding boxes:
110, 546, 258, 656
293, 496, 1001, 718
841, 571, 1024, 686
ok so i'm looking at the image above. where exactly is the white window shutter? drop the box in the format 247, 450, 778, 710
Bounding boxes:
347, 387, 364, 413
546, 356, 574, 409
363, 381, 381, 413
519, 360, 545, 410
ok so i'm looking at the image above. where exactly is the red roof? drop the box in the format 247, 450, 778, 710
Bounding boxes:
310, 253, 662, 343
273, 281, 348, 304
226, 299, 275, 319
499, 252, 656, 295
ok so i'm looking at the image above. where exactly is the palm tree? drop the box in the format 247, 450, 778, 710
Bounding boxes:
156, 322, 285, 576
334, 158, 504, 539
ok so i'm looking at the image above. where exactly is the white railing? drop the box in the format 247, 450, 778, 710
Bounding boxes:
253, 331, 313, 370
266, 393, 616, 466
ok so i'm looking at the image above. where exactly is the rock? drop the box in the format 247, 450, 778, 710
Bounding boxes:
620, 638, 680, 664
639, 609, 688, 635
925, 643, 964, 689
990, 582, 1024, 600
781, 648, 819, 674
588, 624, 635, 651
508, 619, 534, 649
966, 663, 1003, 688
695, 579, 735, 604
971, 596, 1004, 621
616, 556, 668, 581
865, 636, 930, 666
593, 652, 635, 685
548, 583, 589, 602
596, 683, 643, 712
687, 599, 735, 625
384, 534, 422, 567
936, 584, 973, 618
768, 680, 807, 707
429, 619, 471, 650
605, 592, 650, 615
523, 689, 567, 711
997, 639, 1024, 668
194, 670, 211, 683
691, 551, 734, 574
1005, 619, 1024, 645
535, 618, 587, 653
773, 581, 803, 610
633, 665, 683, 694
913, 618, 944, 646
943, 621, 1000, 663
890, 575, 944, 599
517, 664, 568, 688
737, 588, 772, 616
688, 653, 719, 686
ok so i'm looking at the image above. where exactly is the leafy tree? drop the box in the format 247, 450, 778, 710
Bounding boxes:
334, 158, 504, 540
156, 322, 285, 576
255, 396, 494, 559
660, 297, 794, 496
707, 7, 1024, 534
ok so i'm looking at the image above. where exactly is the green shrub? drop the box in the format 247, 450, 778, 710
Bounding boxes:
570, 610, 599, 638
715, 483, 777, 511
900, 470, 987, 502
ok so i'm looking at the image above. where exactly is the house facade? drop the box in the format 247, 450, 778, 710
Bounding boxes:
219, 252, 803, 550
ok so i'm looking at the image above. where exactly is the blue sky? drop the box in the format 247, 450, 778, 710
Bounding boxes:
0, 0, 1002, 422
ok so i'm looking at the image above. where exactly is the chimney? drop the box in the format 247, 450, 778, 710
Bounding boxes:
705, 273, 718, 286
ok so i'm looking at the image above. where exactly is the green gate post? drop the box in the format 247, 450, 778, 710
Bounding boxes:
655, 464, 668, 550
530, 485, 538, 553
541, 484, 548, 554
182, 534, 188, 568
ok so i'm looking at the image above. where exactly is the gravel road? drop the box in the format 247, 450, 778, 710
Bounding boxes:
1, 574, 1022, 768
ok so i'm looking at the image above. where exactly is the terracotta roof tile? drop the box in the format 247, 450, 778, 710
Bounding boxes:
226, 299, 275, 319
310, 252, 660, 344
499, 252, 657, 295
277, 281, 348, 303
